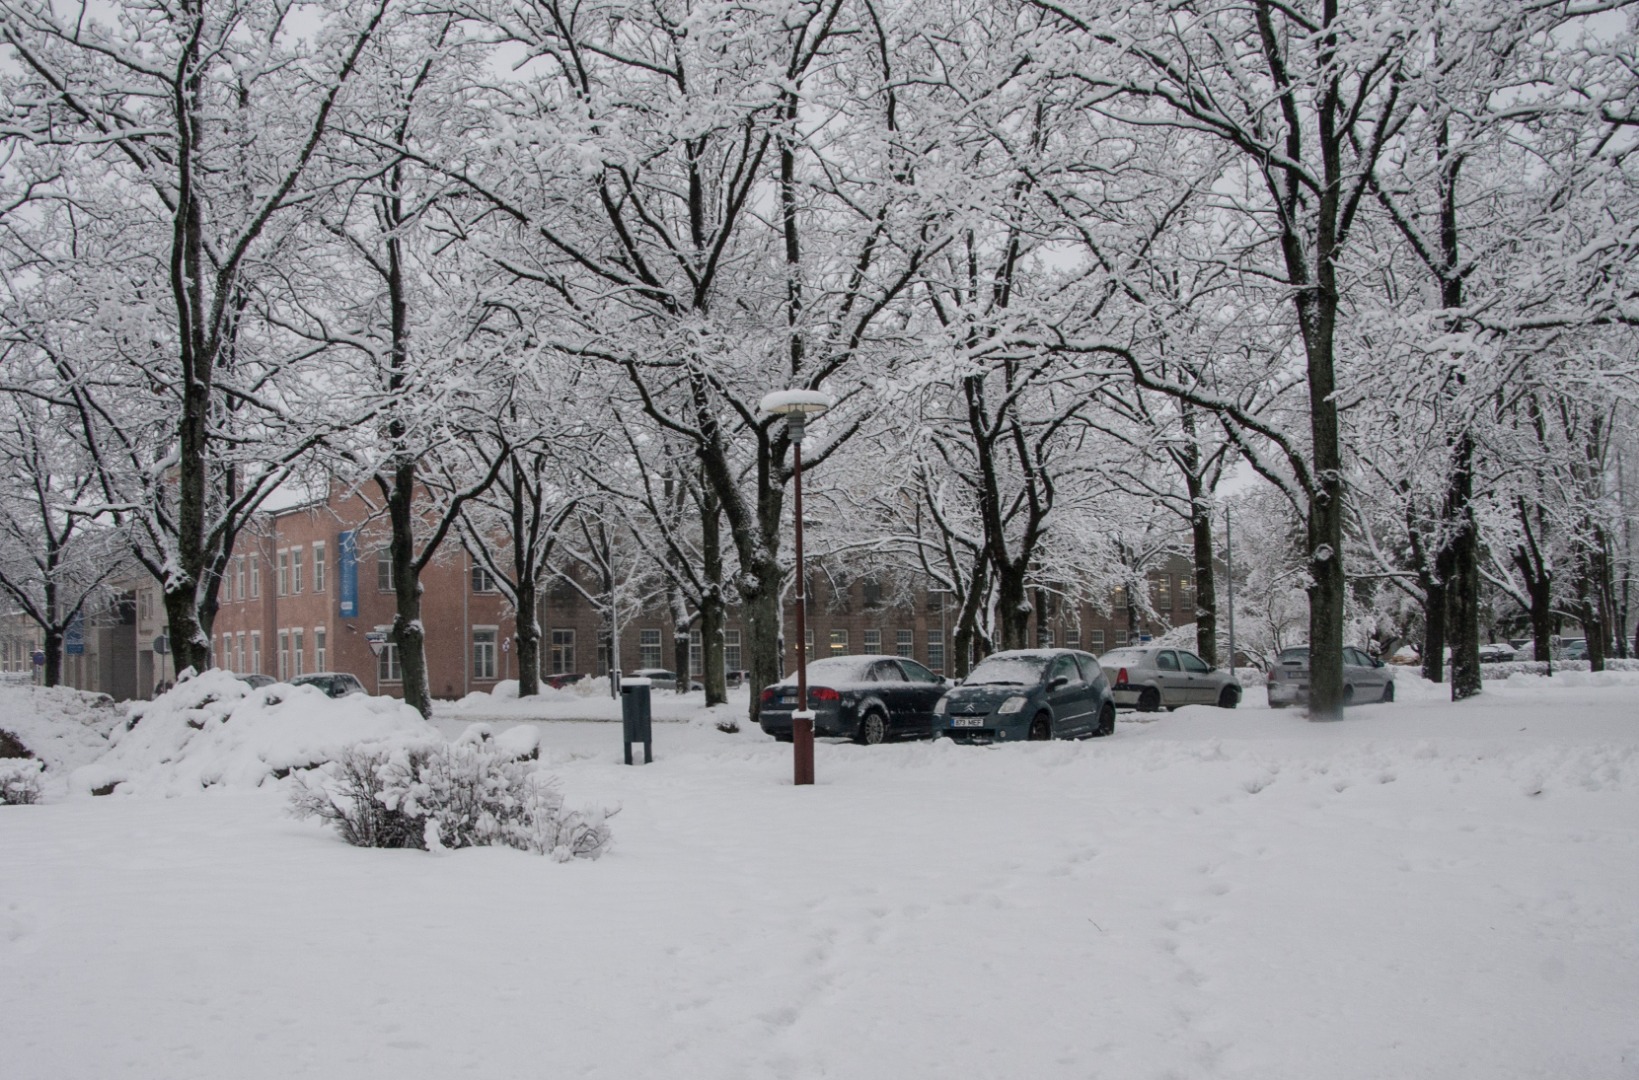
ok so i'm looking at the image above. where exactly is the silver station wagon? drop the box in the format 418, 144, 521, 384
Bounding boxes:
1098, 646, 1241, 711
1265, 645, 1395, 708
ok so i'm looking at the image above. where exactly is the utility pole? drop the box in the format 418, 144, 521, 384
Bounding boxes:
1226, 507, 1237, 676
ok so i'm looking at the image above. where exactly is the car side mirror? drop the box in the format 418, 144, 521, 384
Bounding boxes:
1050, 675, 1071, 690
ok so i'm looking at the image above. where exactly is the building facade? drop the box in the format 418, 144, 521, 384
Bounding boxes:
42, 482, 1203, 701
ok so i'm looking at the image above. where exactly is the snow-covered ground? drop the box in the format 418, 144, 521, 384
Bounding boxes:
2, 674, 1636, 1079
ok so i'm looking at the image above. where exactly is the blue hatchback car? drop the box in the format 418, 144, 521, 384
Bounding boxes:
936, 649, 1117, 743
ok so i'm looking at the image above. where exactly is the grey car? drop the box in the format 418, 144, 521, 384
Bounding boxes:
759, 655, 949, 743
290, 671, 367, 699
1098, 646, 1241, 711
1265, 646, 1395, 707
936, 649, 1116, 743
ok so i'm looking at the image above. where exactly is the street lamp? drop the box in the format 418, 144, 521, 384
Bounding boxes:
760, 388, 833, 787
1224, 506, 1237, 677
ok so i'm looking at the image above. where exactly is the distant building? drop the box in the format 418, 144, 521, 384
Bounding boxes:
51, 481, 1202, 700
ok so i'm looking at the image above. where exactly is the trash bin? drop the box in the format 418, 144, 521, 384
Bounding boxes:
620, 677, 653, 765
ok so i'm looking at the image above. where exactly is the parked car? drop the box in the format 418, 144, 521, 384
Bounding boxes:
1559, 638, 1588, 662
725, 669, 752, 689
544, 672, 587, 690
936, 649, 1116, 743
1266, 646, 1395, 708
628, 668, 679, 690
1478, 642, 1518, 663
1097, 645, 1241, 711
236, 673, 274, 689
759, 655, 948, 744
289, 672, 367, 699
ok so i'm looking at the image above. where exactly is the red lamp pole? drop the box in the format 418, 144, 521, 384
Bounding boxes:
791, 428, 814, 786
760, 389, 831, 788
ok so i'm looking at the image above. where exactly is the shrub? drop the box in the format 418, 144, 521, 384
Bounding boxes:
1, 760, 44, 805
291, 742, 613, 860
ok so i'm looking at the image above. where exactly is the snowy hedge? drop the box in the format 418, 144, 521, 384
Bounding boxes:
73, 669, 439, 797
290, 741, 613, 860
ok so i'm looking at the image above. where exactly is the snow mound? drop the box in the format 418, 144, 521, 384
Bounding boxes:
72, 669, 439, 797
0, 682, 125, 773
445, 681, 573, 716
453, 721, 542, 760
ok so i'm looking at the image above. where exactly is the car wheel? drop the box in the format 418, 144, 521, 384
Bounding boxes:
1094, 703, 1116, 737
1343, 685, 1356, 706
1028, 713, 1052, 741
856, 710, 889, 746
1218, 686, 1240, 709
1381, 681, 1395, 703
1269, 698, 1289, 709
1137, 687, 1161, 713
774, 733, 793, 743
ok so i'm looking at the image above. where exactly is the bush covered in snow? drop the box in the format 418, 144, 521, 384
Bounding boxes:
1, 759, 44, 805
0, 683, 124, 776
75, 669, 439, 796
290, 741, 613, 861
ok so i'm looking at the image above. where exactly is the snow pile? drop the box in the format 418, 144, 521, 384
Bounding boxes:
444, 680, 574, 717
0, 682, 125, 774
72, 669, 439, 797
453, 721, 543, 760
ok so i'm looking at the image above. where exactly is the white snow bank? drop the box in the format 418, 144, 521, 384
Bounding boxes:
72, 669, 439, 797
454, 721, 542, 760
0, 682, 125, 773
444, 680, 574, 717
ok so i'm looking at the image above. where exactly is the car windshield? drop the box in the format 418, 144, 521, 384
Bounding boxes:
773, 657, 877, 686
963, 654, 1051, 686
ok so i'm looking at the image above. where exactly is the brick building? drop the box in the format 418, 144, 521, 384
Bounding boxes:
46, 482, 1203, 701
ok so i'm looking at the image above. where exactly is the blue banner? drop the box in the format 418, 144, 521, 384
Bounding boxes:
338, 531, 359, 618
65, 611, 85, 655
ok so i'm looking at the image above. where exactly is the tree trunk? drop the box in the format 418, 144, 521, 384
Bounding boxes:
741, 565, 783, 724
388, 459, 432, 718
42, 627, 62, 688
1422, 578, 1447, 684
515, 572, 541, 698
1188, 486, 1219, 667
700, 489, 727, 705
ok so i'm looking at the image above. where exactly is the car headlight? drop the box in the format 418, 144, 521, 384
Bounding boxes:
933, 697, 947, 715
997, 696, 1028, 715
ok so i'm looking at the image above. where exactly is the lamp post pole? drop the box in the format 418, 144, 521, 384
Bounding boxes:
760, 389, 833, 788
1225, 507, 1237, 677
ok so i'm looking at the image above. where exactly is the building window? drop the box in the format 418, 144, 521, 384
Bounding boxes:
277, 630, 290, 680
550, 629, 575, 675
1066, 628, 1081, 649
314, 628, 326, 671
378, 642, 401, 682
292, 628, 305, 676
377, 549, 393, 592
473, 628, 497, 681
249, 555, 260, 599
804, 627, 815, 662
291, 547, 304, 594
1156, 576, 1171, 610
638, 629, 662, 669
688, 629, 702, 677
596, 633, 610, 677
1038, 627, 1055, 648
1178, 574, 1193, 605
313, 542, 327, 593
1090, 629, 1105, 652
1112, 585, 1126, 610
863, 580, 884, 607
829, 629, 848, 655
927, 631, 945, 674
251, 631, 261, 674
1117, 630, 1129, 646
235, 555, 246, 601
896, 629, 913, 658
724, 629, 741, 672
236, 632, 246, 674
864, 629, 881, 653
471, 564, 498, 593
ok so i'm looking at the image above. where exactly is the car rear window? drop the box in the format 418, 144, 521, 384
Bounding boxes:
1277, 647, 1310, 662
1099, 649, 1148, 665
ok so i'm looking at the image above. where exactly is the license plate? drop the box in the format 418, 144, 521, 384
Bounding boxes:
780, 695, 796, 706
953, 717, 984, 727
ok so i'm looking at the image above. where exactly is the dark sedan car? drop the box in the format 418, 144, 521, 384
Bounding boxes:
936, 649, 1116, 743
758, 655, 949, 744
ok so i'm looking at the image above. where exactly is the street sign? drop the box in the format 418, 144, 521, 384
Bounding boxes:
153, 634, 169, 655
365, 631, 388, 657
31, 650, 44, 667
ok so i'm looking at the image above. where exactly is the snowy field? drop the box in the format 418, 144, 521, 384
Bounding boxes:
3, 675, 1637, 1079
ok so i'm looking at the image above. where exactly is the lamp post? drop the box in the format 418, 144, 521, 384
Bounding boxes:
1225, 506, 1237, 677
760, 389, 833, 787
